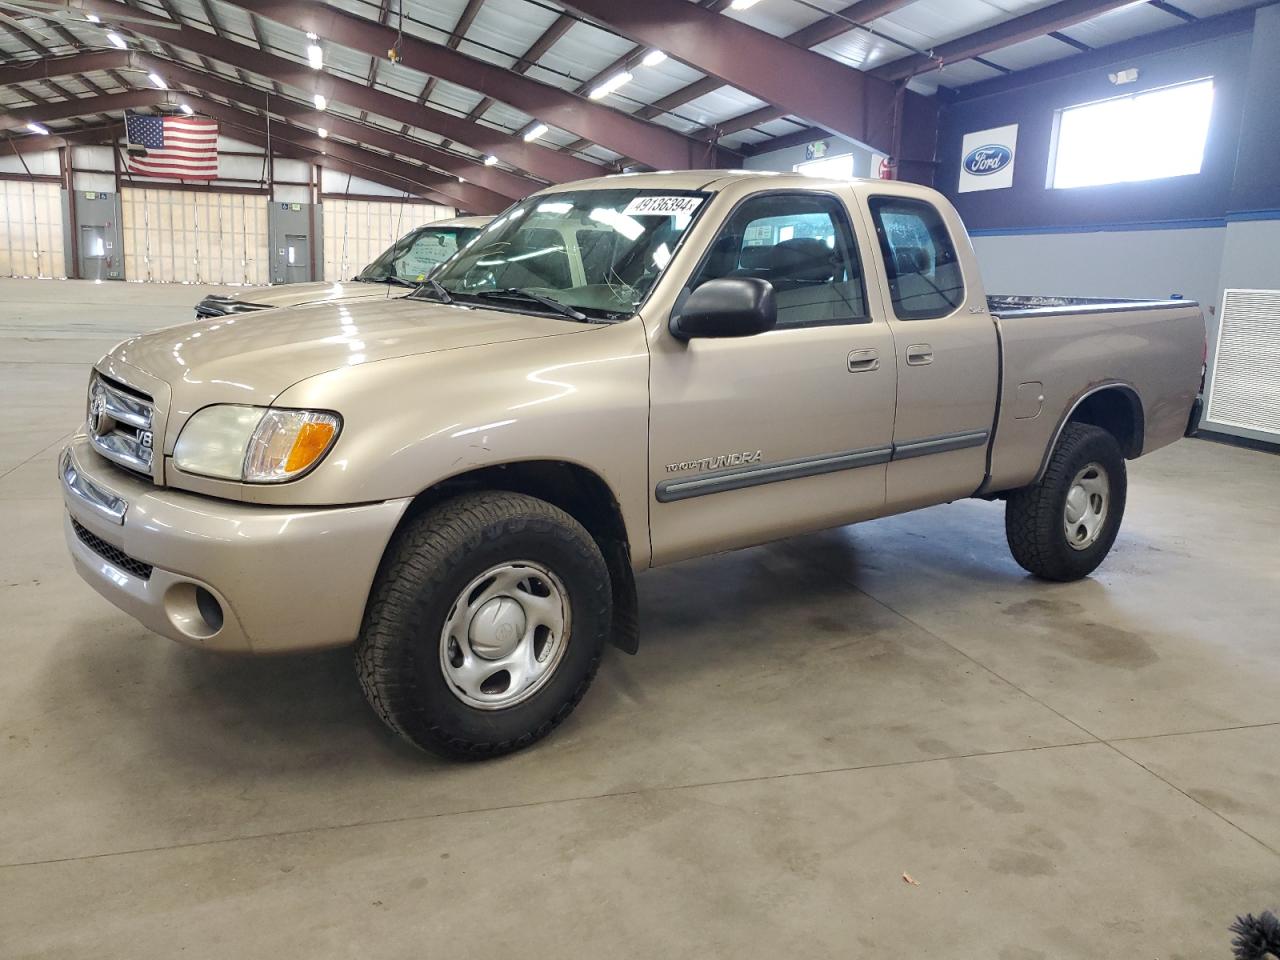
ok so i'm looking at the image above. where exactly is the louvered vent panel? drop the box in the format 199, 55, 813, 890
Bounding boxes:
1205, 289, 1280, 437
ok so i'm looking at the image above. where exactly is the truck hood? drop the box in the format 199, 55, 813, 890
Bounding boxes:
208, 280, 407, 309
107, 297, 591, 414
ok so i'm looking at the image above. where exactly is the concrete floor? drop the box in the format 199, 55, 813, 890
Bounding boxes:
2, 277, 1278, 959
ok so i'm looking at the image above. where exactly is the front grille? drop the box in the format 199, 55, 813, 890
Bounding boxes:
72, 518, 153, 580
88, 373, 155, 479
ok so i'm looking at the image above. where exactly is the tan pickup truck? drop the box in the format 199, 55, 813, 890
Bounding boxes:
191, 215, 491, 318
60, 171, 1205, 759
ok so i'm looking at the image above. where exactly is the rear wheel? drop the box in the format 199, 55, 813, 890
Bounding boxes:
1004, 423, 1127, 581
356, 492, 612, 759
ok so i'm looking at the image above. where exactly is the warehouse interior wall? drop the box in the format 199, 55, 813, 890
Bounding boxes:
320, 194, 455, 283
937, 5, 1280, 441
0, 136, 453, 284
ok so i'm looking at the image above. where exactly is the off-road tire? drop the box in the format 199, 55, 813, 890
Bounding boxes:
1005, 423, 1127, 582
356, 491, 612, 759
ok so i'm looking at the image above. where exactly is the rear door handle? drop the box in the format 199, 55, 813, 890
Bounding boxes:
847, 348, 880, 373
905, 344, 934, 366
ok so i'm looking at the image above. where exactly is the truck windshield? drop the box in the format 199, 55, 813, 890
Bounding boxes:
422, 189, 711, 321
356, 225, 482, 283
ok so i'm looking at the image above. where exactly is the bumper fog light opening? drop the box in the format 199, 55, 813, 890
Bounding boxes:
196, 587, 224, 633
164, 582, 226, 640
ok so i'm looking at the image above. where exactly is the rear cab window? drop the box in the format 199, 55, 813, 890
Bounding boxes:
868, 197, 965, 320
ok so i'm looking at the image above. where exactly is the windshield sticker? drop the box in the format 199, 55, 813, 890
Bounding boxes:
623, 195, 704, 217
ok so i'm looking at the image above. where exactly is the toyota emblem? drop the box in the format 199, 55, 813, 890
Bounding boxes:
89, 395, 107, 436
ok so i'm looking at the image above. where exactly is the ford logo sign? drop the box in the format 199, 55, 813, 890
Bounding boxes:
963, 144, 1012, 176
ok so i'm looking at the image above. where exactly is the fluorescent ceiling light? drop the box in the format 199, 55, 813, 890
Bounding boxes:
86, 12, 100, 22
318, 127, 328, 138
730, 0, 762, 8
641, 49, 667, 67
523, 123, 548, 142
27, 122, 50, 135
148, 72, 166, 89
313, 93, 326, 110
307, 43, 323, 70
588, 70, 632, 101
179, 103, 193, 115
484, 155, 499, 166
106, 31, 126, 48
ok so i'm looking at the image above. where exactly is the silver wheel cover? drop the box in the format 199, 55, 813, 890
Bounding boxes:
1064, 462, 1110, 551
439, 561, 571, 710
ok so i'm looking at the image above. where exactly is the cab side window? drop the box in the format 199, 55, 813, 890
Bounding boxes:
868, 197, 965, 320
689, 193, 867, 328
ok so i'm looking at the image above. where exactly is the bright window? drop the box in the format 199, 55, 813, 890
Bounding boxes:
793, 152, 854, 180
1049, 78, 1214, 189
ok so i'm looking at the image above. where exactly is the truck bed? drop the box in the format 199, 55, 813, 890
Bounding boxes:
983, 295, 1205, 495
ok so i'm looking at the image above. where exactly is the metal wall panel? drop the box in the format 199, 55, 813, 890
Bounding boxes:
320, 197, 453, 281
0, 180, 66, 279
121, 188, 269, 284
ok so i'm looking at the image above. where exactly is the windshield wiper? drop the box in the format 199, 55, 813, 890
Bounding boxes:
471, 288, 588, 322
354, 274, 416, 286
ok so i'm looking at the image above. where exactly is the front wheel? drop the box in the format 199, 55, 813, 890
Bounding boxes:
356, 492, 612, 759
1004, 423, 1127, 582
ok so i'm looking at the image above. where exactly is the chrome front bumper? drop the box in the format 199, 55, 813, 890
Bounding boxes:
60, 435, 411, 653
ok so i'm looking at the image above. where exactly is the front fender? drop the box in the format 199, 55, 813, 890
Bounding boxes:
260, 320, 653, 559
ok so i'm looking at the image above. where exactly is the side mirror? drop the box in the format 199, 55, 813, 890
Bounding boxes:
669, 277, 777, 341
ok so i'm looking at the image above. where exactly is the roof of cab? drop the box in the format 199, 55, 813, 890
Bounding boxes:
434, 215, 494, 228
530, 169, 925, 199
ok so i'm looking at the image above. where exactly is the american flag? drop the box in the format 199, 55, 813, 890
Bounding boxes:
124, 112, 219, 179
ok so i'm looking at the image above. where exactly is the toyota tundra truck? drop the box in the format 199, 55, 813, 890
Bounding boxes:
191, 215, 491, 319
60, 172, 1205, 759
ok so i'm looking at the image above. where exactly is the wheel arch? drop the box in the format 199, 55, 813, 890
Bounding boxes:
1035, 383, 1145, 483
381, 459, 640, 654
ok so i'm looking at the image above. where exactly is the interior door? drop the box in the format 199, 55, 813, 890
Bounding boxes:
285, 234, 310, 282
648, 189, 898, 566
864, 194, 999, 511
79, 224, 107, 281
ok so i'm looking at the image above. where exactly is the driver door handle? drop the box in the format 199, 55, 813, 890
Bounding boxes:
848, 348, 880, 373
906, 344, 934, 366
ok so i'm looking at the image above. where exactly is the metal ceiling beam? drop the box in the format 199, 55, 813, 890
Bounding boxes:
5, 49, 534, 197
952, 6, 1255, 102
870, 0, 1145, 80
133, 53, 537, 201
0, 50, 535, 201
221, 0, 724, 170
463, 13, 575, 128
663, 0, 920, 137
0, 11, 95, 107
786, 0, 920, 49
401, 0, 482, 142
75, 0, 606, 184
738, 125, 829, 157
554, 0, 732, 157
186, 109, 459, 205
0, 88, 159, 130
557, 0, 898, 153
142, 57, 517, 210
0, 50, 129, 86
189, 97, 491, 210
1, 86, 466, 206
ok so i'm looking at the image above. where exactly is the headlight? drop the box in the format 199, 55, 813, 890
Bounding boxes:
173, 405, 341, 483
